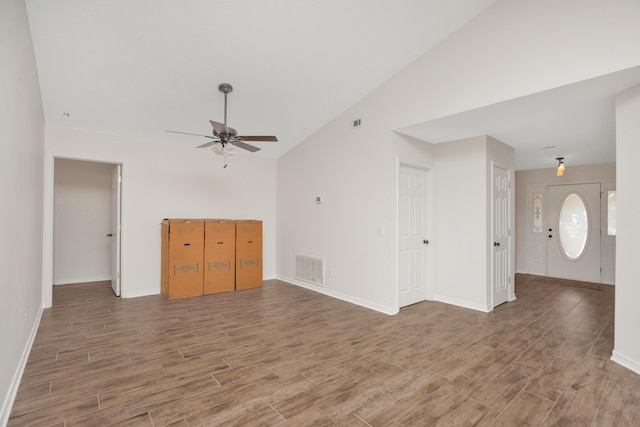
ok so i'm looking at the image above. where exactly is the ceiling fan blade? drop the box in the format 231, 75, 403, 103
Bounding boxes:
236, 135, 278, 142
230, 140, 261, 152
196, 141, 218, 148
167, 130, 217, 138
209, 120, 228, 137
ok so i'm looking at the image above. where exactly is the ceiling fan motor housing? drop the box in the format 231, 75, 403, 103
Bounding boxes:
218, 83, 233, 94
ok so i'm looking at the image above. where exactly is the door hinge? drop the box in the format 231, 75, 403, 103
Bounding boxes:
117, 272, 121, 279
118, 175, 122, 183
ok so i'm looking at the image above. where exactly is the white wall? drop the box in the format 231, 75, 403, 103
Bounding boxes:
44, 126, 276, 304
277, 0, 638, 314
0, 0, 45, 423
53, 159, 113, 284
515, 163, 616, 276
432, 137, 489, 311
613, 85, 640, 374
277, 104, 435, 313
380, 0, 640, 128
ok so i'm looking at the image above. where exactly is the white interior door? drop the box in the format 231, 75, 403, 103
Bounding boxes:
548, 183, 601, 282
492, 165, 509, 307
110, 164, 122, 296
398, 165, 428, 308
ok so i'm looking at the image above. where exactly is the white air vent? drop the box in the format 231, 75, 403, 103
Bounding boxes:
295, 254, 324, 287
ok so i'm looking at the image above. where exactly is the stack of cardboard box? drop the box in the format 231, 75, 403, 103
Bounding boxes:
161, 218, 262, 300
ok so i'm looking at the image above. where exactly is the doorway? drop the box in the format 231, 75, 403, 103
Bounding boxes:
397, 164, 431, 308
44, 155, 123, 307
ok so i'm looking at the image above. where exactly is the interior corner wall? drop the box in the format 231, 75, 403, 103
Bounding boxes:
0, 0, 45, 423
53, 159, 113, 285
612, 85, 640, 375
514, 163, 616, 276
44, 126, 277, 301
432, 136, 489, 311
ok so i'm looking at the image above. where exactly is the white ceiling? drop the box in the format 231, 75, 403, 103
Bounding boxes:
25, 0, 640, 169
397, 66, 640, 170
25, 0, 497, 159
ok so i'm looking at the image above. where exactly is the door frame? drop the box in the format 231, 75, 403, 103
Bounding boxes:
43, 152, 125, 308
490, 161, 515, 306
491, 163, 511, 307
396, 160, 434, 310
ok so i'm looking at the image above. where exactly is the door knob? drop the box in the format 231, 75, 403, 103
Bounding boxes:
107, 233, 113, 237
494, 242, 500, 247
548, 234, 553, 238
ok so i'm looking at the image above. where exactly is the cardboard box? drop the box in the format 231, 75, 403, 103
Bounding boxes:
161, 219, 204, 299
203, 219, 236, 295
235, 220, 263, 290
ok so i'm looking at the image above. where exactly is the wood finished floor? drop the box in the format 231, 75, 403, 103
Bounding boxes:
9, 275, 640, 426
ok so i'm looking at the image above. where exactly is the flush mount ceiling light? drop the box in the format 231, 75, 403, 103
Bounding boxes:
556, 157, 565, 177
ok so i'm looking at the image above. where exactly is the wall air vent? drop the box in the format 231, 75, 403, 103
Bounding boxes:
352, 118, 362, 129
295, 254, 324, 287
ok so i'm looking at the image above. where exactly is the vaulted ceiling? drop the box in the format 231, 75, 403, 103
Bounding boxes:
25, 0, 640, 170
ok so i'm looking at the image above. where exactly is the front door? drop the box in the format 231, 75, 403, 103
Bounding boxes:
398, 165, 429, 307
492, 165, 509, 307
547, 183, 601, 282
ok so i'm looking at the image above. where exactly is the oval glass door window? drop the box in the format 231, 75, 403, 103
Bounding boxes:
558, 193, 589, 260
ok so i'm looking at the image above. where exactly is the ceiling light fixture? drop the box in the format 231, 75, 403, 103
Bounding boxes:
556, 157, 565, 176
212, 144, 235, 169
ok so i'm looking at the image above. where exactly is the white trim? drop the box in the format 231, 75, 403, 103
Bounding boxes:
277, 275, 398, 315
53, 276, 112, 285
0, 306, 43, 426
611, 350, 640, 376
434, 294, 492, 313
121, 288, 161, 299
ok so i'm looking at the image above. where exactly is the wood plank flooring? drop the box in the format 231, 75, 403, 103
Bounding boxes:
8, 275, 640, 426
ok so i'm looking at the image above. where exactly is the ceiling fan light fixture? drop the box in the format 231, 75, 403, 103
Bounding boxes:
212, 144, 235, 156
556, 157, 565, 176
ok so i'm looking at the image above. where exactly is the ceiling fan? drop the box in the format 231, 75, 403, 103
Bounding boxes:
167, 83, 278, 168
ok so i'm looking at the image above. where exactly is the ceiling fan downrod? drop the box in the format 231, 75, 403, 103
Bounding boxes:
218, 83, 233, 127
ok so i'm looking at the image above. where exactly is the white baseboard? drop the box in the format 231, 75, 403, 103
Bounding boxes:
54, 275, 111, 285
120, 275, 276, 300
121, 287, 160, 299
434, 294, 492, 313
276, 275, 398, 315
0, 305, 43, 427
611, 350, 640, 376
